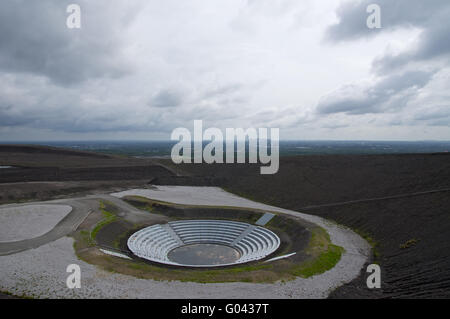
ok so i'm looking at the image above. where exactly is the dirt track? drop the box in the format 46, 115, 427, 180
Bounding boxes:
0, 199, 93, 256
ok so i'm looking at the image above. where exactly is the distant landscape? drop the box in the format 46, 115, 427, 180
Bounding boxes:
1, 140, 449, 158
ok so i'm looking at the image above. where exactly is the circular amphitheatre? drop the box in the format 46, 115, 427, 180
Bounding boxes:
127, 220, 281, 267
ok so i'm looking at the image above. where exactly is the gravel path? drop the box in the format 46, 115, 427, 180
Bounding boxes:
0, 186, 370, 299
0, 205, 72, 242
0, 199, 94, 256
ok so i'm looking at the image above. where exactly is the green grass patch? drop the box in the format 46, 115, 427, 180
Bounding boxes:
292, 244, 344, 278
289, 227, 344, 278
0, 290, 34, 299
90, 201, 118, 240
78, 230, 95, 247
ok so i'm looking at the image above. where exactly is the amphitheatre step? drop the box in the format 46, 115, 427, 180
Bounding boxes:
161, 224, 184, 245
231, 225, 256, 246
255, 213, 276, 226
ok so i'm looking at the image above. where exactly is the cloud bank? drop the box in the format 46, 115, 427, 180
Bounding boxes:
0, 0, 449, 141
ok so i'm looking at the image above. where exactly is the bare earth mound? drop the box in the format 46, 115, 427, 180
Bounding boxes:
158, 153, 450, 298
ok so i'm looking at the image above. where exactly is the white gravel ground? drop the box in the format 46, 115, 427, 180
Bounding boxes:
0, 205, 72, 242
0, 186, 370, 298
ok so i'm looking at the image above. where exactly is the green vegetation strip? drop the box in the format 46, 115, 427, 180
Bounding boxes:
290, 228, 344, 278
91, 201, 117, 240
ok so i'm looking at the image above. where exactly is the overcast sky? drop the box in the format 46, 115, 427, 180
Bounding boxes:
0, 0, 449, 141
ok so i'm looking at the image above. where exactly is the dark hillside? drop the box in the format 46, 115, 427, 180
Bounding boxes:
159, 153, 450, 298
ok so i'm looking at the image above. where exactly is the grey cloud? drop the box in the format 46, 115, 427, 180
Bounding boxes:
0, 0, 136, 86
413, 105, 450, 126
317, 71, 433, 115
0, 99, 172, 134
203, 84, 242, 99
375, 71, 433, 92
150, 89, 183, 108
326, 0, 450, 42
373, 19, 450, 73
326, 0, 450, 72
322, 123, 350, 130
325, 1, 374, 42
0, 109, 31, 126
0, 70, 252, 135
318, 1, 450, 118
1, 1, 448, 140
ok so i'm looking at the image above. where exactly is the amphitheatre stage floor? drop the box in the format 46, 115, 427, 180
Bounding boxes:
0, 186, 370, 299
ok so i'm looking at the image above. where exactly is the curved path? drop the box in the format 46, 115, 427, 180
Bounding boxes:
0, 205, 72, 242
0, 199, 93, 256
0, 193, 164, 256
